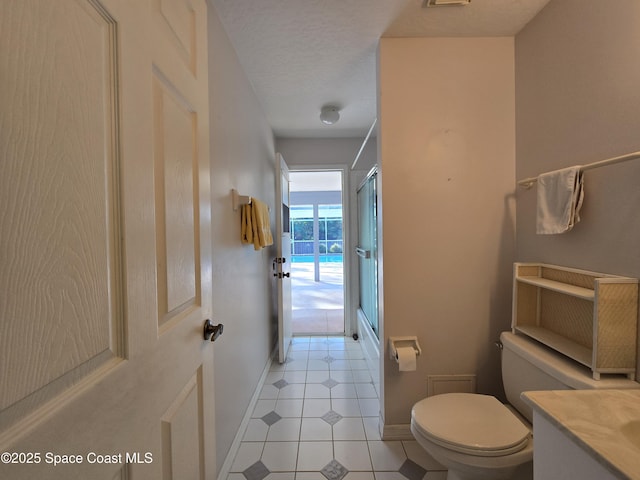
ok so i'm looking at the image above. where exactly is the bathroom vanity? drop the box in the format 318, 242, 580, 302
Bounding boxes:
522, 389, 640, 480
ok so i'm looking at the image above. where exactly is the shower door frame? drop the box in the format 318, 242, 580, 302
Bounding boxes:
356, 166, 379, 338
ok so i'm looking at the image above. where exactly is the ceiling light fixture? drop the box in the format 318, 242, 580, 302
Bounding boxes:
423, 0, 471, 7
320, 105, 340, 125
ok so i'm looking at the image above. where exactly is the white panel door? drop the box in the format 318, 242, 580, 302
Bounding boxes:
275, 153, 292, 363
0, 0, 216, 478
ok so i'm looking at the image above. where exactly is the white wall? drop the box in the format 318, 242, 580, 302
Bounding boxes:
208, 5, 277, 470
276, 137, 376, 171
515, 0, 640, 380
378, 37, 516, 427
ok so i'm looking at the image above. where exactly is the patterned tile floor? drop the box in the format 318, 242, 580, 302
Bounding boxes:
226, 336, 447, 480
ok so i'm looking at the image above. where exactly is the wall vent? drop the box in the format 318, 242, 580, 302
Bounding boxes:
423, 0, 471, 7
427, 374, 477, 396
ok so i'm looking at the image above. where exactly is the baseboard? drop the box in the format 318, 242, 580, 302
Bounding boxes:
217, 351, 275, 480
380, 417, 414, 441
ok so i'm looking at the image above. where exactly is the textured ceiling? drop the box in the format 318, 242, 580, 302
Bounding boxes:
211, 0, 552, 139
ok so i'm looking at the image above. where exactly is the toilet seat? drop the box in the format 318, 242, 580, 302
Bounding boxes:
411, 393, 530, 457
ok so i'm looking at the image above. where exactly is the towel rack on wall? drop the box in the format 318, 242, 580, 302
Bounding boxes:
232, 189, 252, 211
517, 151, 640, 189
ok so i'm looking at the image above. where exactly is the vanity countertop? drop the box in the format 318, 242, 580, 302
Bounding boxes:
522, 389, 640, 480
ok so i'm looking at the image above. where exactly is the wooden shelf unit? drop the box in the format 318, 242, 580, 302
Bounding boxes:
512, 263, 638, 380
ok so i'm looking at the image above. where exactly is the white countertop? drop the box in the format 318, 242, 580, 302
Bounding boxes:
522, 389, 640, 480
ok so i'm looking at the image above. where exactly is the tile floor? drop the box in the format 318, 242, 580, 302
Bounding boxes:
226, 336, 447, 480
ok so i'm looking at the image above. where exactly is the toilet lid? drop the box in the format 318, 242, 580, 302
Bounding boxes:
411, 393, 530, 457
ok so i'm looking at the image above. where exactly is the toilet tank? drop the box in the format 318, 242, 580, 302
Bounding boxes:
500, 331, 639, 423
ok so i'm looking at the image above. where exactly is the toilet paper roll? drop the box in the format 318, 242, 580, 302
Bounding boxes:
396, 346, 417, 372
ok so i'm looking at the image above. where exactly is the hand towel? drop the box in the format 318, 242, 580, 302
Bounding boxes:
240, 200, 273, 250
536, 166, 584, 234
241, 204, 253, 245
250, 198, 273, 250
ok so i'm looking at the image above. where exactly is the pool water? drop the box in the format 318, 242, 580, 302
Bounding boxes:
291, 254, 343, 263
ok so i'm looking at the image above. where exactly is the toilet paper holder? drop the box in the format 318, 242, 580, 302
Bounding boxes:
388, 336, 422, 361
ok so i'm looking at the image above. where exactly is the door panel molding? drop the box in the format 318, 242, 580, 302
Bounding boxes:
160, 368, 205, 479
152, 67, 201, 331
0, 0, 125, 431
154, 0, 197, 75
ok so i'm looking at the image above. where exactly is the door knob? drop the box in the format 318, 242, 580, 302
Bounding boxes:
203, 319, 224, 342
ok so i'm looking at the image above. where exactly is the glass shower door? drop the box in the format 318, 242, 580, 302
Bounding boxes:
356, 168, 378, 337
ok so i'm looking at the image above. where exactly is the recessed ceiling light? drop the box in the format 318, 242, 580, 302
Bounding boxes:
423, 0, 471, 7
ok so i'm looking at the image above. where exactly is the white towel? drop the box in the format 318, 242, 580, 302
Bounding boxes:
536, 166, 584, 234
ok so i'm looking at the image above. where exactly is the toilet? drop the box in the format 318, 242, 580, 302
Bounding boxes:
410, 331, 640, 480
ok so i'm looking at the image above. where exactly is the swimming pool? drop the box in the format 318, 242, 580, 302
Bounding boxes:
291, 254, 343, 263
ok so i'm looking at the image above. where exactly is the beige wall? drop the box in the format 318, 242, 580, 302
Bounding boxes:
515, 0, 640, 380
378, 37, 516, 426
208, 6, 277, 470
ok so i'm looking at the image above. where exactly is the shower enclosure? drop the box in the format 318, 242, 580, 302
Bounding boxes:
356, 167, 378, 337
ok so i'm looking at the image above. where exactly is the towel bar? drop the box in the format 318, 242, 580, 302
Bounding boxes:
232, 189, 252, 211
517, 151, 640, 188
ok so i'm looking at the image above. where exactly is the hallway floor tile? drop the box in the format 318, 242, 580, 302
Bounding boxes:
226, 336, 447, 480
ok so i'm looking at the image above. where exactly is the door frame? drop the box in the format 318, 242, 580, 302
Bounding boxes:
288, 164, 353, 337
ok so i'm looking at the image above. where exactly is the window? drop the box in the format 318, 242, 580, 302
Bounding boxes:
290, 205, 342, 260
